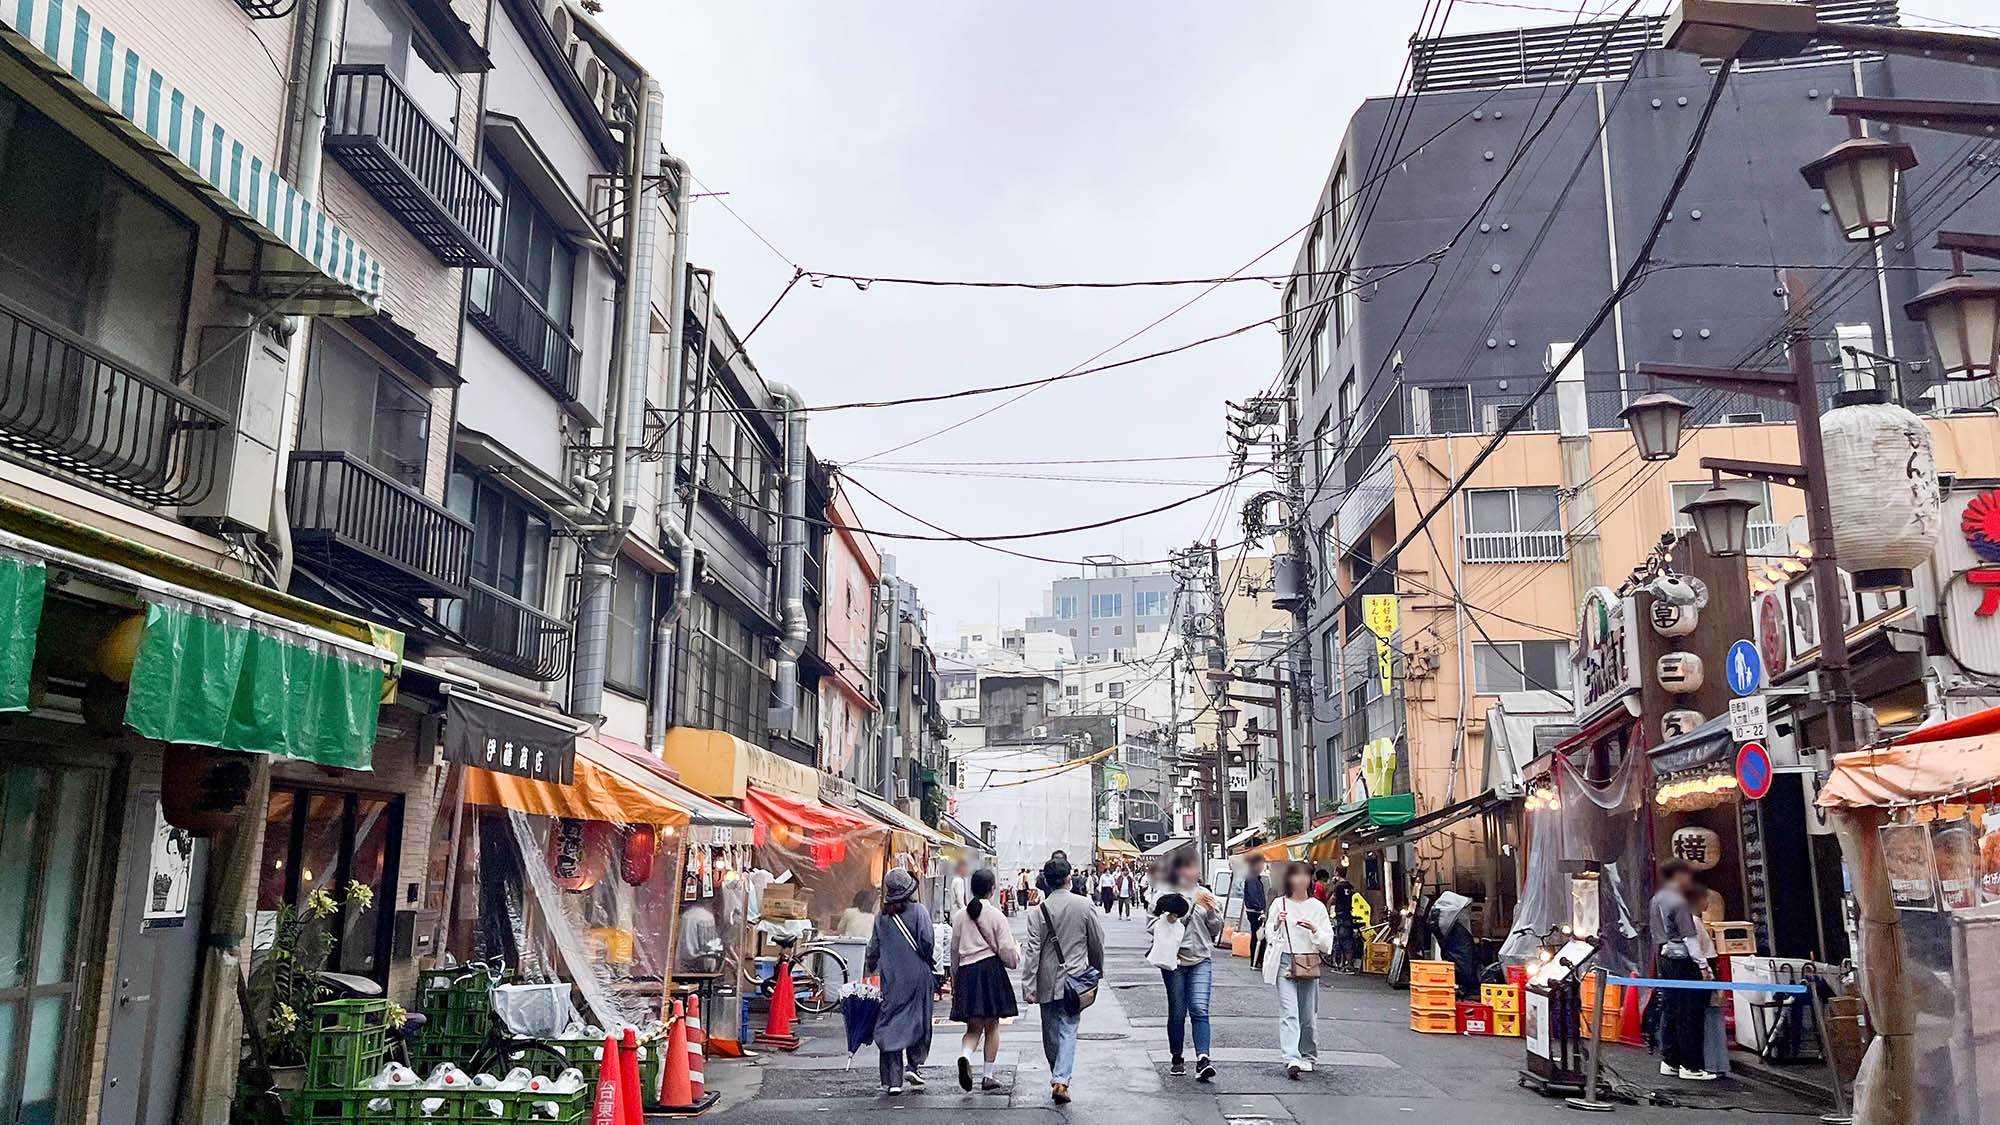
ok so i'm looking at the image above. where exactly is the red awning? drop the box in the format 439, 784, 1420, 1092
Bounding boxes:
1895, 705, 2000, 746
744, 784, 885, 870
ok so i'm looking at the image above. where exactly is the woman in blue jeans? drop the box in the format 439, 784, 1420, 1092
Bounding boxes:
1148, 851, 1223, 1081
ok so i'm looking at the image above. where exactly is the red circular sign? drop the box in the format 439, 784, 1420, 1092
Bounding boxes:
1736, 741, 1773, 801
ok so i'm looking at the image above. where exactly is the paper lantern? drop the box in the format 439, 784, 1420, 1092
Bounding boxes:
1821, 398, 1942, 590
1657, 652, 1705, 695
1650, 600, 1698, 639
1662, 709, 1705, 740
621, 825, 657, 886
1670, 826, 1723, 872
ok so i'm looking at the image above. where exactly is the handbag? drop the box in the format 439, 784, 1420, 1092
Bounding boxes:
1040, 903, 1101, 1011
1146, 916, 1185, 970
1280, 903, 1324, 980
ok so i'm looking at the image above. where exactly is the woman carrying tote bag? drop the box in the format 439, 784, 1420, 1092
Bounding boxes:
1263, 862, 1334, 1079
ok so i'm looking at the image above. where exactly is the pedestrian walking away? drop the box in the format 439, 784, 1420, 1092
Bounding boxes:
1647, 858, 1721, 1082
863, 869, 935, 1095
949, 868, 1020, 1092
1022, 854, 1105, 1105
1330, 871, 1359, 974
1149, 850, 1222, 1082
1240, 852, 1270, 970
1265, 862, 1333, 1079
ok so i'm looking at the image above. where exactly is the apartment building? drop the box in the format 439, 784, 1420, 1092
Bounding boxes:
1278, 2, 2000, 890
1024, 554, 1180, 661
821, 481, 881, 786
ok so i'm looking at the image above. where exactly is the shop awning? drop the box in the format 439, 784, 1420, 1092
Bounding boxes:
1346, 789, 1504, 853
1895, 704, 2000, 746
1141, 836, 1195, 860
594, 733, 751, 829
746, 785, 881, 840
854, 790, 955, 852
443, 688, 577, 783
1255, 805, 1368, 862
940, 812, 989, 853
1647, 714, 1734, 776
0, 551, 46, 713
466, 734, 691, 826
1224, 825, 1264, 853
1818, 735, 2000, 809
1097, 838, 1140, 859
1, 1, 384, 314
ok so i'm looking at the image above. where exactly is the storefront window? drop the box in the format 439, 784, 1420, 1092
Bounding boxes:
255, 786, 403, 984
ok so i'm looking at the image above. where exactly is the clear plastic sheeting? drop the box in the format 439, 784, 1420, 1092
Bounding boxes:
952, 746, 1095, 877
746, 788, 894, 936
1501, 746, 1650, 976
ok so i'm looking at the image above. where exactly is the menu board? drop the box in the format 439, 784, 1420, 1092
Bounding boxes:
1882, 822, 1941, 911
1936, 818, 1981, 912
1981, 814, 2000, 906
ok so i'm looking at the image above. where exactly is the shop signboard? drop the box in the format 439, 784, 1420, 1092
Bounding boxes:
1939, 488, 2000, 677
1780, 568, 1906, 671
1364, 595, 1397, 697
443, 689, 578, 783
1572, 586, 1641, 725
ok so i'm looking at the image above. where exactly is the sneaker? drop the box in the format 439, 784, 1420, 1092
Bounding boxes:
1196, 1056, 1216, 1083
1660, 1062, 1678, 1077
1287, 1064, 1302, 1081
1677, 1068, 1720, 1082
981, 1076, 1004, 1092
958, 1056, 974, 1091
1300, 1060, 1315, 1073
1052, 1083, 1071, 1105
906, 1070, 926, 1088
886, 1086, 902, 1096
1169, 1058, 1187, 1077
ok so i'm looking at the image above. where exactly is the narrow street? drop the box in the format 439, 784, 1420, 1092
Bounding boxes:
708, 911, 1819, 1123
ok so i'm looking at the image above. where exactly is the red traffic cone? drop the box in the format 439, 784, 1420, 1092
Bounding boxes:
1618, 980, 1648, 1048
756, 961, 802, 1051
687, 995, 707, 1100
664, 999, 695, 1107
619, 1028, 644, 1125
593, 1034, 623, 1125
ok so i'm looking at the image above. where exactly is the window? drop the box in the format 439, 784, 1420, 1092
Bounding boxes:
1089, 593, 1123, 618
702, 390, 777, 538
1321, 628, 1338, 698
1672, 481, 1779, 552
1416, 385, 1473, 435
1094, 683, 1105, 694
1135, 590, 1170, 617
343, 0, 460, 128
1068, 628, 1078, 638
1112, 625, 1123, 636
446, 464, 551, 605
256, 787, 402, 984
1312, 412, 1332, 491
1318, 521, 1338, 592
1473, 640, 1573, 694
1055, 595, 1079, 620
471, 156, 577, 330
0, 84, 194, 379
1108, 682, 1126, 700
1330, 163, 1350, 249
607, 557, 656, 695
1283, 282, 1301, 339
1065, 684, 1079, 697
678, 595, 769, 743
1465, 487, 1563, 563
971, 634, 983, 642
1339, 369, 1360, 439
301, 331, 432, 486
1090, 626, 1102, 638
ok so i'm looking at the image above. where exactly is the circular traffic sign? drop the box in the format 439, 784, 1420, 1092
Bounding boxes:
1726, 639, 1764, 697
1736, 741, 1773, 800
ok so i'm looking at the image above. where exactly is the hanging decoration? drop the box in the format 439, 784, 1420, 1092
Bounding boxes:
1641, 572, 1708, 638
550, 818, 608, 892
1669, 826, 1723, 872
1662, 708, 1706, 740
620, 824, 657, 886
1821, 397, 1942, 590
1657, 652, 1706, 694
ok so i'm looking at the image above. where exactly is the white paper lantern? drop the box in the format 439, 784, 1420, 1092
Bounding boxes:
1821, 398, 1942, 590
1670, 826, 1723, 872
1657, 652, 1705, 695
1662, 709, 1705, 740
1650, 600, 1698, 638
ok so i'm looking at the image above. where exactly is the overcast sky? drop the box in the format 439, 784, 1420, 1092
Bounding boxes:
603, 1, 1993, 640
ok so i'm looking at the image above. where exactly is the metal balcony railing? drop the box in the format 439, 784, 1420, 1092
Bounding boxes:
326, 65, 497, 268
287, 451, 474, 598
468, 268, 581, 401
0, 295, 225, 506
1463, 529, 1567, 564
461, 579, 570, 681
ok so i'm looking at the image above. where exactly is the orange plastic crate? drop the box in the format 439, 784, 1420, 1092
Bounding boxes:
1493, 1011, 1523, 1038
1411, 1008, 1458, 1034
1409, 984, 1458, 1013
1481, 983, 1523, 1014
1410, 960, 1456, 989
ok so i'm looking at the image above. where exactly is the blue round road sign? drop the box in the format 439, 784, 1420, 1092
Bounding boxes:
1736, 741, 1773, 800
1726, 639, 1764, 697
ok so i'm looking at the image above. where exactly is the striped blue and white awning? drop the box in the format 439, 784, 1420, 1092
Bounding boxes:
1, 0, 385, 315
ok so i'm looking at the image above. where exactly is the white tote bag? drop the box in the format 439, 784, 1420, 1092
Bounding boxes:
1146, 917, 1185, 970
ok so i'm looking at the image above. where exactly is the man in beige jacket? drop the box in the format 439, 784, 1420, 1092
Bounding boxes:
1021, 855, 1104, 1105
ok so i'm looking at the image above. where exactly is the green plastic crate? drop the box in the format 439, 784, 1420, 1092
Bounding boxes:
461, 1085, 590, 1124
424, 1007, 493, 1042
311, 999, 394, 1034
306, 1028, 389, 1091
290, 1088, 402, 1124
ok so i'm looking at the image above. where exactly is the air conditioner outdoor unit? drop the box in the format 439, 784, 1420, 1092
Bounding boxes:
183, 322, 289, 533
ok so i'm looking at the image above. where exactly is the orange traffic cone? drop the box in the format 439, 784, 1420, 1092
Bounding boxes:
1618, 980, 1648, 1048
686, 996, 707, 1101
755, 962, 802, 1051
592, 1034, 623, 1125
618, 1028, 644, 1125
647, 997, 720, 1115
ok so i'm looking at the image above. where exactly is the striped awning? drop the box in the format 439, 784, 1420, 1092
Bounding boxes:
1, 0, 384, 314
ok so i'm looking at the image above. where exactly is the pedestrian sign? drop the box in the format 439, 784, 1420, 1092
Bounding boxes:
1727, 694, 1768, 743
1736, 741, 1773, 800
1726, 639, 1764, 697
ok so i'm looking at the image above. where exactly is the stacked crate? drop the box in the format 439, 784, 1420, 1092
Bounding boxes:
1482, 982, 1524, 1037
549, 1037, 659, 1106
1408, 961, 1459, 1034
413, 968, 504, 1070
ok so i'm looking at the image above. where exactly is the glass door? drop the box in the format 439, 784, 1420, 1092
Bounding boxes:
0, 761, 105, 1125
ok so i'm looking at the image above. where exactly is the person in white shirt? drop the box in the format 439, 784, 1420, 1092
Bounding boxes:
1097, 869, 1117, 913
1265, 862, 1334, 1079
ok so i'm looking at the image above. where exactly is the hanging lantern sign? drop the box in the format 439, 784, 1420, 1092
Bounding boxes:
1821, 397, 1942, 591
1662, 709, 1706, 740
1670, 826, 1723, 872
1650, 600, 1698, 638
1657, 652, 1706, 695
621, 825, 658, 886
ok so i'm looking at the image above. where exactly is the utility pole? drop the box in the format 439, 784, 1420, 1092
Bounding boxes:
1209, 539, 1230, 853
1553, 341, 1603, 599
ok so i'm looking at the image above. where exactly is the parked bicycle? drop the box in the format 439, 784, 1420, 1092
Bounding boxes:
743, 931, 850, 1017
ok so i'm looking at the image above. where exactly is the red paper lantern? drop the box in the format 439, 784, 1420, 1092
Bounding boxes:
621, 825, 657, 885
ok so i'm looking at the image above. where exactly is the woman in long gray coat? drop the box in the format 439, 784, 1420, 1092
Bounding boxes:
864, 868, 935, 1095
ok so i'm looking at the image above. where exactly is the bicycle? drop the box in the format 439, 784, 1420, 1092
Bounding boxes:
742, 932, 850, 1017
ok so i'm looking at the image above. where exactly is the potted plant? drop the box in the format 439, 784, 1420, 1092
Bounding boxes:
241, 881, 375, 1091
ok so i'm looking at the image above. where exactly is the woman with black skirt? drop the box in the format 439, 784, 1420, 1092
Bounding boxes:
949, 868, 1021, 1091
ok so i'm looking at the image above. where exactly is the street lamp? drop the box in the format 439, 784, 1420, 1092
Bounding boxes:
1799, 119, 1916, 242
1619, 392, 1696, 462
1904, 248, 2000, 381
1678, 485, 1762, 558
1216, 701, 1240, 731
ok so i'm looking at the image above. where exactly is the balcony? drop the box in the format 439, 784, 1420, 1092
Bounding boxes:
0, 296, 226, 506
1463, 529, 1566, 564
287, 451, 474, 599
326, 65, 498, 268
461, 579, 571, 681
468, 269, 581, 401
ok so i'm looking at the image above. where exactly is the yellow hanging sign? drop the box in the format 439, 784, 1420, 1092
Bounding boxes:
1364, 595, 1397, 696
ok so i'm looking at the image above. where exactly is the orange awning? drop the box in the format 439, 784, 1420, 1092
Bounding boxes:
466, 736, 692, 826
1818, 735, 2000, 809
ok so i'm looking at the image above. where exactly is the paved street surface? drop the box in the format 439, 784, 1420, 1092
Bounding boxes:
704, 911, 1825, 1123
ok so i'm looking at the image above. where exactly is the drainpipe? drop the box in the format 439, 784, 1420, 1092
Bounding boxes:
647, 154, 694, 752
879, 557, 901, 800
269, 0, 348, 588
571, 81, 662, 725
654, 268, 716, 740
766, 381, 809, 738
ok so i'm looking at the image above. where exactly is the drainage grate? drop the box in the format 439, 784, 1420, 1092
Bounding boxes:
1076, 1031, 1128, 1041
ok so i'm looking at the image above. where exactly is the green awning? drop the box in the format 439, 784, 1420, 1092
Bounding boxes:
1366, 793, 1417, 827
0, 553, 45, 712
124, 600, 384, 770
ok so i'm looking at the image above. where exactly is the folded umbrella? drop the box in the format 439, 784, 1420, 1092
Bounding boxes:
841, 991, 882, 1057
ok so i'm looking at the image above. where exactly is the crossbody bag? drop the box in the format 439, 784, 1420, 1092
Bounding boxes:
1279, 902, 1324, 980
1039, 903, 1102, 1011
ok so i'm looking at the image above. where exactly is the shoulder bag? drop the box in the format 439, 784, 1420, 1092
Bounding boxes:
892, 913, 933, 970
1281, 902, 1323, 981
1040, 903, 1102, 1011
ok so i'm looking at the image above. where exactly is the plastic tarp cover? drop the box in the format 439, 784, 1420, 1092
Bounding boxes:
459, 806, 686, 1033
746, 787, 893, 936
952, 746, 1095, 878
0, 553, 41, 712
1818, 738, 2000, 809
123, 598, 382, 769
1500, 747, 1650, 976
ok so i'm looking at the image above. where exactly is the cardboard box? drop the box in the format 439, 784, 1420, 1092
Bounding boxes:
1705, 920, 1756, 956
